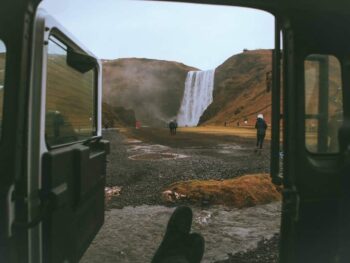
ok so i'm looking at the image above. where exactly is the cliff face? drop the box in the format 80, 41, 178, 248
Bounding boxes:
199, 49, 273, 126
102, 58, 197, 127
102, 102, 136, 128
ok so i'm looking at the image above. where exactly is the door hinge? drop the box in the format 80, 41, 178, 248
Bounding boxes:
283, 187, 300, 222
12, 189, 52, 229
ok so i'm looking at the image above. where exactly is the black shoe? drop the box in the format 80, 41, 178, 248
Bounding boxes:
152, 206, 204, 263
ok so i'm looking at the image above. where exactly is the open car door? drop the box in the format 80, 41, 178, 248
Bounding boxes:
0, 0, 43, 262
28, 8, 109, 263
0, 1, 109, 262
278, 7, 350, 262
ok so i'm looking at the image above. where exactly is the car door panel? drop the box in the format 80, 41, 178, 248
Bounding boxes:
42, 140, 109, 262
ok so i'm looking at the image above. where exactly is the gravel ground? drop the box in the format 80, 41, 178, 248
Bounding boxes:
103, 128, 271, 209
216, 234, 280, 263
82, 128, 279, 262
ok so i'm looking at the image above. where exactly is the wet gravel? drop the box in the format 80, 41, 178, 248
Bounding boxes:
216, 234, 280, 263
82, 204, 281, 263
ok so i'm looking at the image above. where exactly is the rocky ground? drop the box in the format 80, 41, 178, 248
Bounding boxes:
82, 127, 280, 263
216, 234, 279, 263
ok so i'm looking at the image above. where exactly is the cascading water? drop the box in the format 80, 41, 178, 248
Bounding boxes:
177, 69, 215, 127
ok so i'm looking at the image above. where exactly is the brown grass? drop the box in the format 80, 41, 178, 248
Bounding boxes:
163, 173, 281, 208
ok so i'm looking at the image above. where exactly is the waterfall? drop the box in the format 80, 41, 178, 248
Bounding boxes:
177, 69, 215, 127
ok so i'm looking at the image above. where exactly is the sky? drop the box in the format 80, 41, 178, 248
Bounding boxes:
39, 0, 274, 70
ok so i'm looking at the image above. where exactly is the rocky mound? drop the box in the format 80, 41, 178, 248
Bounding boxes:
103, 58, 197, 127
200, 49, 273, 126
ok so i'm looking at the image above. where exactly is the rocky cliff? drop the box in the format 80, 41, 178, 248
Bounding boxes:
199, 49, 273, 126
102, 102, 136, 128
102, 58, 197, 127
102, 50, 274, 128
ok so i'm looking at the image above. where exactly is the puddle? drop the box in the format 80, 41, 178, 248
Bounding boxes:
215, 143, 251, 155
124, 139, 142, 144
82, 202, 281, 263
125, 141, 188, 161
129, 152, 188, 161
127, 144, 170, 154
217, 143, 244, 150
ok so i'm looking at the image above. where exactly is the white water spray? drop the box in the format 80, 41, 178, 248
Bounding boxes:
177, 70, 215, 127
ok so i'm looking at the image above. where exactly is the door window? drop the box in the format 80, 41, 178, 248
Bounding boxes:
45, 36, 96, 147
304, 54, 343, 153
0, 40, 6, 139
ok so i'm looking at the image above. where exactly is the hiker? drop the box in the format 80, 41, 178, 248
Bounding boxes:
255, 114, 267, 149
173, 120, 178, 135
169, 121, 175, 135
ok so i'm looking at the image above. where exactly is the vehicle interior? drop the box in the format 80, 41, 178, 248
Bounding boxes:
1, 0, 350, 262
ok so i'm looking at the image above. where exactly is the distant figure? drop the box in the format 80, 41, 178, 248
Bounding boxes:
237, 121, 240, 127
224, 121, 227, 127
136, 120, 141, 129
173, 120, 178, 135
169, 121, 175, 135
255, 114, 267, 149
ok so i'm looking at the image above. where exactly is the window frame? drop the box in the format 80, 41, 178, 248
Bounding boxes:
303, 53, 344, 155
43, 28, 100, 150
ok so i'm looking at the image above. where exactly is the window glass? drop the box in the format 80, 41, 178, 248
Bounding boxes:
305, 54, 343, 153
45, 36, 96, 147
0, 41, 6, 139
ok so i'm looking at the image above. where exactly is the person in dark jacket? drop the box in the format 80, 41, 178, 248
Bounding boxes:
169, 120, 175, 135
173, 120, 178, 135
255, 114, 268, 149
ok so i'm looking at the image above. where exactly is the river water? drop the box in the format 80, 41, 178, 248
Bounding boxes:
81, 202, 281, 263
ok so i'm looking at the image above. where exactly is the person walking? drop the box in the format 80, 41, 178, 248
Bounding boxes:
173, 120, 178, 135
255, 114, 267, 149
169, 120, 175, 135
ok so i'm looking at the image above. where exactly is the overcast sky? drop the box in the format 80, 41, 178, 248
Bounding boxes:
39, 0, 274, 70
